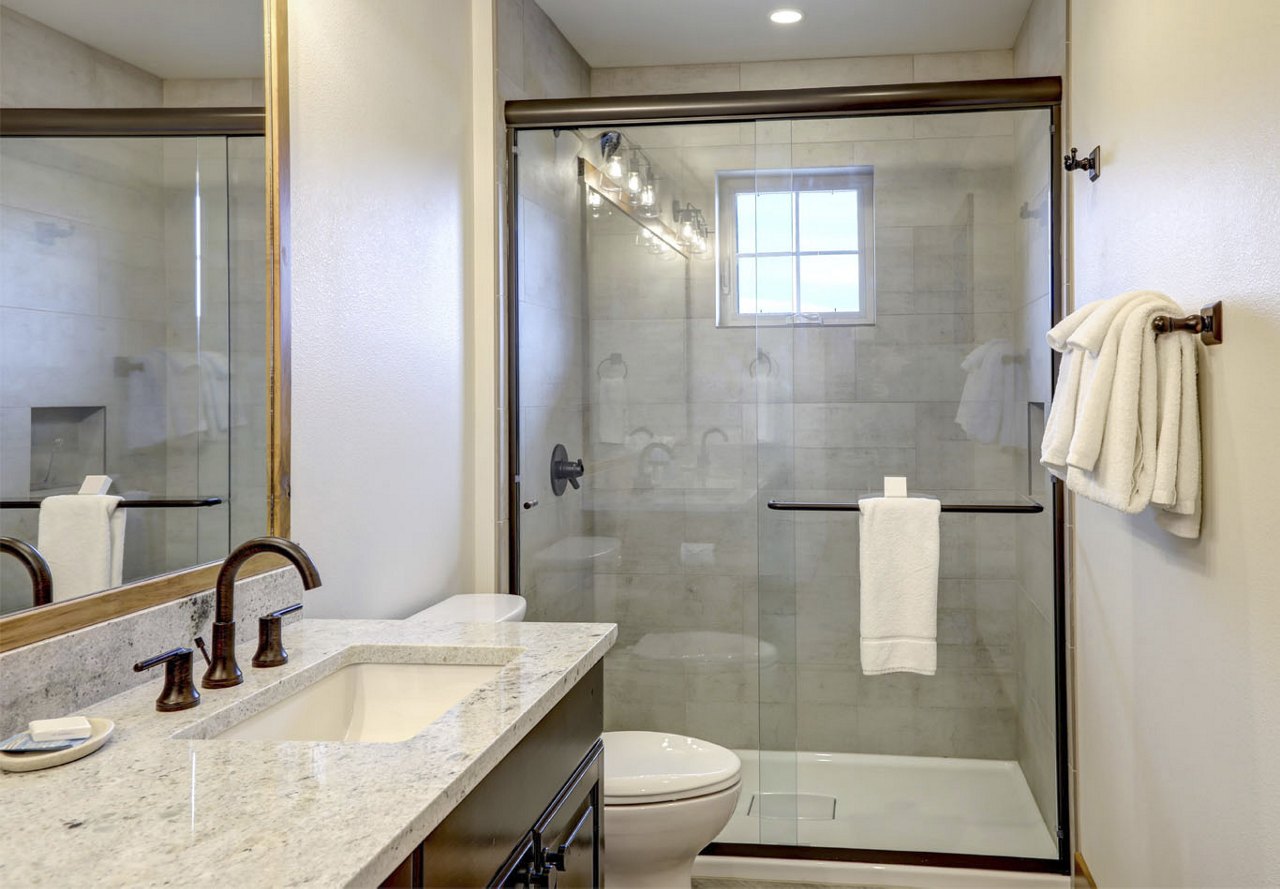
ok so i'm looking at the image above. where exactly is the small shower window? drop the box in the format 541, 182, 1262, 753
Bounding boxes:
716, 168, 875, 327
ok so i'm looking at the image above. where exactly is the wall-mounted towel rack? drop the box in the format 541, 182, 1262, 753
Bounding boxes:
0, 497, 224, 510
767, 498, 1044, 514
1152, 300, 1223, 345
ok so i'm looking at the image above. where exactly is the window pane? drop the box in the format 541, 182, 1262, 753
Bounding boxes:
755, 191, 794, 253
798, 190, 859, 252
738, 256, 793, 314
799, 253, 860, 314
735, 192, 756, 253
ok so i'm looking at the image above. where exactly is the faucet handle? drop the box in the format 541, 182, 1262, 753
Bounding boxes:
133, 647, 201, 712
252, 603, 302, 669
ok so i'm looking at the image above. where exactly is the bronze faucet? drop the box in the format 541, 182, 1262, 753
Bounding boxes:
1, 537, 53, 607
202, 536, 321, 689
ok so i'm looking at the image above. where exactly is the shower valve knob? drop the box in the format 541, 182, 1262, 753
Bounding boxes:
549, 444, 585, 495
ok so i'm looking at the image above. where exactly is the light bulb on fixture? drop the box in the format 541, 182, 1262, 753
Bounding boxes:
626, 158, 643, 197
587, 188, 603, 218
769, 8, 803, 24
604, 154, 623, 180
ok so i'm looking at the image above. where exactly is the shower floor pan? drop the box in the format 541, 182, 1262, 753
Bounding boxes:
717, 749, 1058, 860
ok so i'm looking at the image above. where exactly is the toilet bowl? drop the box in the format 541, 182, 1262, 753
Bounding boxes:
602, 731, 742, 889
405, 593, 527, 624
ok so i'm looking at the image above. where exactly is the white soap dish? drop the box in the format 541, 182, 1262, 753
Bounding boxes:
0, 718, 114, 773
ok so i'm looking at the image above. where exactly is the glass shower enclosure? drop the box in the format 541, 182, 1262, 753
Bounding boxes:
507, 79, 1068, 872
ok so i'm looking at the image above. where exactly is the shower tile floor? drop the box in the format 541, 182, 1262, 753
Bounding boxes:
716, 750, 1058, 860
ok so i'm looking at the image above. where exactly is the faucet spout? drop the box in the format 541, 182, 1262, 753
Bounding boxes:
203, 536, 321, 689
1, 537, 53, 607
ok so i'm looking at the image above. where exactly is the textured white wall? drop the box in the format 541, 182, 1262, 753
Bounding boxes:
1071, 1, 1280, 884
289, 0, 474, 618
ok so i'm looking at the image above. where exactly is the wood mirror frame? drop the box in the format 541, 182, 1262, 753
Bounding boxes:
0, 0, 291, 654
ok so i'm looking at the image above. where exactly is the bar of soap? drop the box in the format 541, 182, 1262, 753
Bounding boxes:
29, 716, 92, 742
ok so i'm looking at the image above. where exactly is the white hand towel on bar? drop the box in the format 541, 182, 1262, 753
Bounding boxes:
858, 496, 941, 676
596, 375, 627, 444
37, 494, 126, 601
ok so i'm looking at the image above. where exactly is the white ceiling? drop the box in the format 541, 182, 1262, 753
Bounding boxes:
5, 0, 263, 79
536, 0, 1034, 69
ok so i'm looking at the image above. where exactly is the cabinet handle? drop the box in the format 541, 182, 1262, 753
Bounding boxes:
543, 804, 593, 873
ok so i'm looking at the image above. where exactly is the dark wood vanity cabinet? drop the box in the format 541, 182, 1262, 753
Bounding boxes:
380, 663, 604, 888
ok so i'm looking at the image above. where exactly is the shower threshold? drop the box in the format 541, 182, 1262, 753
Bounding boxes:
718, 749, 1058, 860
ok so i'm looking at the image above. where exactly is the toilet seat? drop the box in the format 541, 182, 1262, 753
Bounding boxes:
602, 731, 741, 805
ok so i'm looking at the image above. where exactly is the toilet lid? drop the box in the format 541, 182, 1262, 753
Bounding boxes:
602, 731, 742, 805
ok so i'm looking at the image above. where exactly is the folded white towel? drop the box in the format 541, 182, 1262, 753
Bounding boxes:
858, 496, 941, 676
1155, 331, 1202, 538
37, 494, 125, 601
1041, 291, 1203, 538
596, 375, 628, 444
956, 340, 1024, 448
1066, 293, 1176, 473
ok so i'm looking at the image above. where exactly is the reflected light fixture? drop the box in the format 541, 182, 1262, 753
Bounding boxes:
587, 188, 603, 218
626, 155, 644, 196
769, 8, 803, 24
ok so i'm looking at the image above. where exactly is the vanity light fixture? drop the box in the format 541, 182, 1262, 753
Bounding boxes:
769, 8, 803, 24
587, 188, 604, 218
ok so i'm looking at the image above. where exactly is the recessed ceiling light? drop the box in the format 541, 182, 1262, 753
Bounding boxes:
769, 8, 803, 25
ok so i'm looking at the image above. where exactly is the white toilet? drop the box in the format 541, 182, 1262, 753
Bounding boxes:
601, 731, 742, 889
408, 594, 740, 889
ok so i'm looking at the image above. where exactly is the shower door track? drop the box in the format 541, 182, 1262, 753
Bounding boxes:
504, 76, 1070, 877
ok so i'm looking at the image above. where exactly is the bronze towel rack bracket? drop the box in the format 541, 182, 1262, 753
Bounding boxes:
1152, 301, 1223, 346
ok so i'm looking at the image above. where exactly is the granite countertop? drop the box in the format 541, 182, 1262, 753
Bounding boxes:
0, 619, 616, 888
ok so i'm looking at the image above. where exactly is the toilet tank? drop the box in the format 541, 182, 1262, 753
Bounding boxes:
406, 594, 527, 624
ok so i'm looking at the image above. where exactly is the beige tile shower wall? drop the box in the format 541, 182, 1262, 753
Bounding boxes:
0, 9, 172, 606
499, 1, 594, 619
1011, 0, 1067, 834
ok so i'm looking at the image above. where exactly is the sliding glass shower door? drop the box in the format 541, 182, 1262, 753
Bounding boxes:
511, 101, 1064, 866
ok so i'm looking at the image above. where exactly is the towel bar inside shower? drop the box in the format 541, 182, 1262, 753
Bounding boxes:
767, 499, 1044, 514
0, 497, 225, 510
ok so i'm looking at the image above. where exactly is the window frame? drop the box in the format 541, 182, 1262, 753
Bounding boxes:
715, 167, 876, 328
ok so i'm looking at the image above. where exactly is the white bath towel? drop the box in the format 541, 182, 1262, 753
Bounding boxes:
1066, 293, 1176, 473
858, 496, 941, 676
956, 340, 1024, 448
1041, 291, 1203, 538
1155, 331, 1202, 538
37, 494, 126, 601
596, 375, 628, 444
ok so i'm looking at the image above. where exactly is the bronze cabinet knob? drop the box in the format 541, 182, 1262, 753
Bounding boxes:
133, 647, 200, 712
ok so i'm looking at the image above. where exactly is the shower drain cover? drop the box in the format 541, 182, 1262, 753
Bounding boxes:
746, 792, 837, 820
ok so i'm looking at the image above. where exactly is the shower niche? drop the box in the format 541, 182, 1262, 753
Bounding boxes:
29, 406, 105, 494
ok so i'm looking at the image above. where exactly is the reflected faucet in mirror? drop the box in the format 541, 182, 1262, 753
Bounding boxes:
202, 537, 322, 690
636, 441, 675, 489
0, 538, 53, 608
697, 427, 728, 476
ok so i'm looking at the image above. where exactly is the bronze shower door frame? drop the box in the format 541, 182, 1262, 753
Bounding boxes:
504, 76, 1070, 876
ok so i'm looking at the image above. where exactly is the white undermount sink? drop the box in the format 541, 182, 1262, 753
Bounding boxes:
213, 662, 505, 743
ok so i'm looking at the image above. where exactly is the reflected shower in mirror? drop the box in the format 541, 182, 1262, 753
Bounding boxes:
0, 0, 268, 616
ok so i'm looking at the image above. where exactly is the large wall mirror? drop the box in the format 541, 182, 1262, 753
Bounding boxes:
0, 0, 289, 650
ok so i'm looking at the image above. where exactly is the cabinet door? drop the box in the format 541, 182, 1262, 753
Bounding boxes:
532, 739, 603, 888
